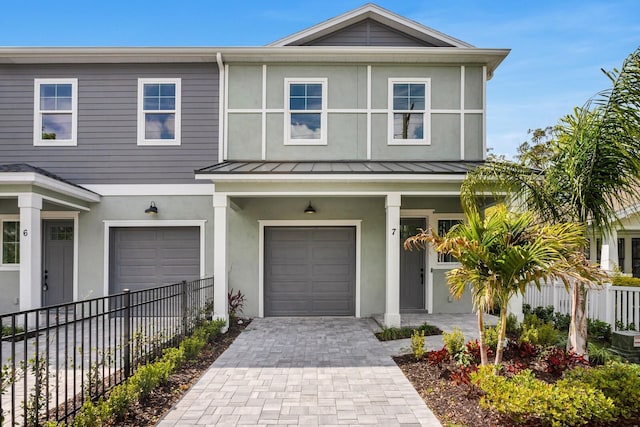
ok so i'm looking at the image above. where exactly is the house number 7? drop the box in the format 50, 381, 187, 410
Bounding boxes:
23, 229, 28, 237
392, 228, 396, 235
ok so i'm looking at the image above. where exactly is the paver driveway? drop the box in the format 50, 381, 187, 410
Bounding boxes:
157, 317, 441, 426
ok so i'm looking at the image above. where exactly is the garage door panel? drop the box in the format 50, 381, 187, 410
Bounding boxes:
110, 227, 200, 294
265, 226, 355, 316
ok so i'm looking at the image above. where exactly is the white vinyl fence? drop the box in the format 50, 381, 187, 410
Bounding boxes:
524, 280, 640, 331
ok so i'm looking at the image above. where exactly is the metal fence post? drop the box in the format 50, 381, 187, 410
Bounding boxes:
182, 280, 188, 337
123, 289, 131, 379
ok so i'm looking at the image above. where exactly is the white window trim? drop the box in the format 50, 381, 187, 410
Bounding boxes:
431, 214, 465, 267
388, 78, 431, 146
0, 216, 20, 270
137, 78, 182, 146
284, 77, 327, 146
33, 78, 78, 147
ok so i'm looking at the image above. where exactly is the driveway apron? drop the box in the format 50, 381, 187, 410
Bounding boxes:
157, 317, 441, 426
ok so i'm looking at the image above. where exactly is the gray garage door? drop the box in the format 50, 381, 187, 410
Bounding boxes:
109, 227, 200, 294
265, 226, 355, 316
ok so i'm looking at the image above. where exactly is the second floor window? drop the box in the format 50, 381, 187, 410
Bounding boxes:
34, 79, 78, 146
389, 78, 430, 145
138, 78, 181, 146
285, 78, 327, 145
2, 220, 19, 265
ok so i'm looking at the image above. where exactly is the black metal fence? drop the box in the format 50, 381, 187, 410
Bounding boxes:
0, 277, 214, 426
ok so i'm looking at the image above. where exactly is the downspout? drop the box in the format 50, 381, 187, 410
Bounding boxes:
216, 52, 225, 163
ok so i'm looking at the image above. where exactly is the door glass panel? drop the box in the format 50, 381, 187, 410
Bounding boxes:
50, 226, 73, 241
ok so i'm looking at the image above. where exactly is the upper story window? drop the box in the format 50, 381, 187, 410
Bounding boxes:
137, 78, 181, 146
1, 220, 19, 266
285, 78, 327, 145
34, 79, 78, 146
388, 78, 430, 145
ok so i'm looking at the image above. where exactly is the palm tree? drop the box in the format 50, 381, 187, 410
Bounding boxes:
461, 47, 640, 356
405, 204, 602, 365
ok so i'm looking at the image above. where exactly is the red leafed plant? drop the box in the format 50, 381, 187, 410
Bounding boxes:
227, 288, 246, 321
543, 347, 588, 376
428, 347, 450, 366
449, 365, 478, 386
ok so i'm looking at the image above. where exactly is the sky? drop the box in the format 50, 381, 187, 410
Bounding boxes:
2, 0, 639, 157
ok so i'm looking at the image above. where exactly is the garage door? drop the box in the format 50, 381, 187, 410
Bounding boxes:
265, 226, 355, 316
109, 227, 200, 294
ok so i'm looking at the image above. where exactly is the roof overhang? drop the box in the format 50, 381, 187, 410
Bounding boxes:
0, 171, 101, 203
0, 46, 510, 79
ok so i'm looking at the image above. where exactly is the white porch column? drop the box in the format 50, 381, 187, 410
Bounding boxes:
18, 194, 42, 311
600, 230, 618, 273
384, 193, 401, 327
213, 193, 229, 329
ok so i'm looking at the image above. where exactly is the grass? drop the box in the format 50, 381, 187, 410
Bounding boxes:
375, 322, 442, 341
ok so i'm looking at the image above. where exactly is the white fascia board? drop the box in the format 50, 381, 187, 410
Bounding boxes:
268, 4, 473, 48
0, 172, 100, 202
195, 173, 466, 183
80, 184, 214, 196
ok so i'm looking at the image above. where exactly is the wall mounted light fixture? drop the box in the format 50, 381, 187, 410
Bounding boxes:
145, 201, 158, 215
304, 201, 316, 214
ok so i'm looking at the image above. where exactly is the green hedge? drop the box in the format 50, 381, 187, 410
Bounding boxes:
611, 275, 640, 287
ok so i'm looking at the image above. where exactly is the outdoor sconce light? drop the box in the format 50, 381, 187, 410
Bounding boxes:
145, 201, 158, 215
304, 201, 316, 214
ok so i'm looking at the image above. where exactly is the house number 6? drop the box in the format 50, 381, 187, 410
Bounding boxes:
23, 229, 28, 237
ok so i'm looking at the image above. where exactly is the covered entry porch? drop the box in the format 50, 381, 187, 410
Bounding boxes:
196, 160, 478, 327
0, 164, 100, 313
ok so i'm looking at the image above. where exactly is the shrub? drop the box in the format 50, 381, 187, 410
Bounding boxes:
483, 326, 499, 350
428, 347, 449, 365
228, 288, 246, 322
180, 335, 205, 360
375, 323, 441, 341
410, 330, 426, 360
504, 313, 520, 335
106, 381, 138, 420
194, 318, 226, 344
564, 362, 640, 419
472, 367, 615, 426
540, 347, 588, 376
130, 361, 171, 400
587, 319, 612, 342
520, 314, 559, 346
72, 399, 109, 427
507, 340, 538, 358
611, 275, 640, 287
587, 342, 622, 366
552, 312, 570, 331
162, 346, 186, 371
442, 327, 465, 356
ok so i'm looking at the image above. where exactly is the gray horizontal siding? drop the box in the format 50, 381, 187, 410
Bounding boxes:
0, 63, 218, 184
306, 19, 436, 47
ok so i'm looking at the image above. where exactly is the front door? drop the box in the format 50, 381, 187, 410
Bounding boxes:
43, 220, 74, 306
400, 218, 426, 311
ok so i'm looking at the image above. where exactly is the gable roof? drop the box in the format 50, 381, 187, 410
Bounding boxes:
268, 3, 473, 48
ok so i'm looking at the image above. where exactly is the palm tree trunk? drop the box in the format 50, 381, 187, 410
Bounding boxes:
477, 310, 488, 366
494, 306, 508, 365
568, 283, 589, 358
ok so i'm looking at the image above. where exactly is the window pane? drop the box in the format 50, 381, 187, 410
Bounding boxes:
290, 84, 306, 97
159, 97, 175, 110
393, 113, 424, 139
144, 84, 160, 97
393, 84, 409, 97
306, 84, 322, 97
393, 98, 409, 110
42, 113, 72, 140
40, 84, 57, 97
2, 222, 19, 264
306, 97, 322, 110
145, 113, 175, 139
409, 83, 425, 97
56, 97, 72, 110
290, 113, 321, 139
40, 97, 56, 110
159, 84, 175, 96
437, 219, 462, 263
144, 97, 160, 110
290, 98, 306, 110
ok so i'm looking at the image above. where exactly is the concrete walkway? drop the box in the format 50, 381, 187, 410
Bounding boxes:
157, 317, 441, 426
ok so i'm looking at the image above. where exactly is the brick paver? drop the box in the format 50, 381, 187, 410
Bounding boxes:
157, 317, 441, 426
